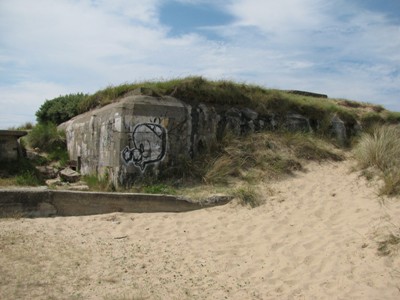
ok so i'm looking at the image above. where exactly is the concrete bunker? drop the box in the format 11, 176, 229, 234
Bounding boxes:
0, 130, 27, 161
60, 95, 355, 187
60, 95, 221, 187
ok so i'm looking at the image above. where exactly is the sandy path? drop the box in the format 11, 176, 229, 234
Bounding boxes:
1, 159, 399, 299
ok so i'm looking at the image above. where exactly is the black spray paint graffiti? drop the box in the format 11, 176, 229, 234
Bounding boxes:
121, 121, 167, 171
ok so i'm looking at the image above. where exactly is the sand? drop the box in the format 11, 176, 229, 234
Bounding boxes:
1, 159, 399, 299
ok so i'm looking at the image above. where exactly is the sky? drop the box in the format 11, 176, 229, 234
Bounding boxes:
0, 0, 399, 128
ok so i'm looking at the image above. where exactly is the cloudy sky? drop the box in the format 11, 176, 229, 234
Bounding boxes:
1, 0, 399, 128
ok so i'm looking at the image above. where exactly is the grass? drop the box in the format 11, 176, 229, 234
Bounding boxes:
384, 111, 400, 123
234, 185, 262, 208
360, 112, 385, 130
47, 147, 69, 168
0, 158, 44, 186
380, 170, 400, 196
135, 129, 344, 205
83, 174, 115, 192
27, 122, 66, 153
354, 125, 400, 196
142, 184, 177, 195
199, 130, 343, 185
354, 125, 400, 171
0, 122, 70, 187
15, 171, 42, 186
77, 76, 363, 136
72, 129, 343, 202
377, 233, 400, 256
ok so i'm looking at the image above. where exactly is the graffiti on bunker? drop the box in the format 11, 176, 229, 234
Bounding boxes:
121, 120, 167, 171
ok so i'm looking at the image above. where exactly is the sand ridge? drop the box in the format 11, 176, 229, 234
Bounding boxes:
1, 159, 399, 299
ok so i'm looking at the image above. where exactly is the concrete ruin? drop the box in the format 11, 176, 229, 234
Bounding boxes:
0, 189, 232, 217
0, 130, 27, 161
60, 95, 353, 187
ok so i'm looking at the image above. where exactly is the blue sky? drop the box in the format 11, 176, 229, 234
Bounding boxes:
0, 0, 399, 128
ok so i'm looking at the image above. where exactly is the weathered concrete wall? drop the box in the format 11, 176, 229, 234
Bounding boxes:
60, 96, 192, 186
0, 130, 27, 161
60, 95, 357, 186
0, 189, 232, 217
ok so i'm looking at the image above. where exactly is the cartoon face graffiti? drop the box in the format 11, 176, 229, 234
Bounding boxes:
122, 122, 167, 171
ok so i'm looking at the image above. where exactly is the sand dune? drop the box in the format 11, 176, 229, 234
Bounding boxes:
1, 159, 399, 299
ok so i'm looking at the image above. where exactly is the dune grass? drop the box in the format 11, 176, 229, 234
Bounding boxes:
135, 130, 344, 204
234, 185, 263, 208
78, 76, 362, 133
354, 125, 400, 196
200, 130, 343, 185
73, 76, 396, 138
82, 129, 344, 202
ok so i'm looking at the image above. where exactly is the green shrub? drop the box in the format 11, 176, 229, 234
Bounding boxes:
36, 93, 88, 125
28, 123, 66, 153
48, 148, 69, 167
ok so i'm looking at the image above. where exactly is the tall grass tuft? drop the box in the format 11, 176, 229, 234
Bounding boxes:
354, 125, 400, 195
15, 171, 42, 186
234, 185, 262, 208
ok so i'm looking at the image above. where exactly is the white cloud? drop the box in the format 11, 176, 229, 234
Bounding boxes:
0, 0, 399, 128
227, 0, 329, 33
0, 0, 230, 127
218, 0, 400, 109
0, 0, 166, 67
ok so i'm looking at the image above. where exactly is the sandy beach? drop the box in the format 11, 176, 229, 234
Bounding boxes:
1, 159, 399, 299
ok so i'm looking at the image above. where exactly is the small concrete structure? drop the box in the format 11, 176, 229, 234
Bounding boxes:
59, 95, 222, 187
0, 130, 27, 161
0, 189, 232, 217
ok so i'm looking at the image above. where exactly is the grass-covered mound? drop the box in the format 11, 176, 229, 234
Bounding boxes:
37, 77, 400, 131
